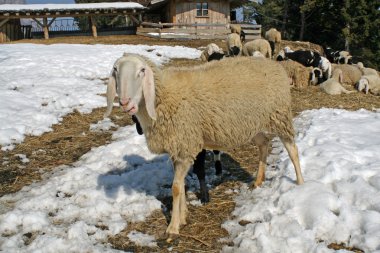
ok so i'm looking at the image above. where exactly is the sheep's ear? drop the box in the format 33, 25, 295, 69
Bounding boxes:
339, 71, 343, 84
104, 73, 117, 118
365, 82, 370, 94
142, 65, 157, 120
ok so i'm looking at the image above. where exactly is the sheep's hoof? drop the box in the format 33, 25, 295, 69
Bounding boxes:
165, 233, 180, 244
251, 182, 262, 189
199, 190, 210, 204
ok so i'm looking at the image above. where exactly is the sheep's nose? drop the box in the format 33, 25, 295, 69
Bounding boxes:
119, 98, 130, 106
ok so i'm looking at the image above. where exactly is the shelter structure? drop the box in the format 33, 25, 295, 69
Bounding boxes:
0, 2, 145, 42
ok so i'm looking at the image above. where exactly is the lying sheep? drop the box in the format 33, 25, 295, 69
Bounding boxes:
109, 54, 304, 236
242, 39, 272, 58
265, 28, 281, 56
319, 69, 355, 95
200, 43, 225, 62
356, 75, 380, 95
357, 62, 379, 77
277, 49, 321, 68
252, 51, 265, 58
226, 33, 242, 56
324, 47, 353, 64
278, 60, 312, 88
332, 64, 362, 86
309, 67, 324, 85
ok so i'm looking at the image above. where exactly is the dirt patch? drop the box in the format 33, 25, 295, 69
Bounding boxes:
0, 108, 132, 196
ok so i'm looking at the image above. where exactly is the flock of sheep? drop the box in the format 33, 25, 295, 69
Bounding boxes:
201, 26, 380, 96
103, 26, 378, 240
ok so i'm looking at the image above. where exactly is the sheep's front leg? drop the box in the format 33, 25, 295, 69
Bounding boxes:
166, 159, 192, 236
280, 137, 304, 185
253, 133, 269, 188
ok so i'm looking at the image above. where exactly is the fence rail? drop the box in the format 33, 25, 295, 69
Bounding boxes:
137, 22, 261, 40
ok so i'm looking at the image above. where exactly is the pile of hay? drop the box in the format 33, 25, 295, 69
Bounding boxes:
278, 60, 312, 89
277, 40, 325, 55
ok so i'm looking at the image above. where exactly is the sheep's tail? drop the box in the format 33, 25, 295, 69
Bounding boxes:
104, 75, 117, 118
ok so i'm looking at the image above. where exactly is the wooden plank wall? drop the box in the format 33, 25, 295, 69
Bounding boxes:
0, 20, 23, 43
173, 0, 229, 26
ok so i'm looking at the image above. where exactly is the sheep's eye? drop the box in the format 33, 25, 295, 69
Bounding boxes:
141, 68, 145, 73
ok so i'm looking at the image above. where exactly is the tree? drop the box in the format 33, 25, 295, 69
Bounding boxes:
249, 0, 380, 68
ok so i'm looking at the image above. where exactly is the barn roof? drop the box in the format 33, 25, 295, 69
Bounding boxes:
0, 2, 145, 13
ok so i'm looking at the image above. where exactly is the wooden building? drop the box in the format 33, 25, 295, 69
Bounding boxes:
147, 0, 243, 24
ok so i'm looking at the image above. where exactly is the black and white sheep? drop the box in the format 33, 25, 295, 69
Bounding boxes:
277, 49, 322, 68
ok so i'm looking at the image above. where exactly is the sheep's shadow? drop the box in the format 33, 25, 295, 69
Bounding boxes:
97, 151, 253, 211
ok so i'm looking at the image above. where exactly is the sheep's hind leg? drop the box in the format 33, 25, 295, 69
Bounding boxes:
252, 133, 269, 188
280, 137, 304, 185
193, 150, 209, 203
166, 159, 192, 236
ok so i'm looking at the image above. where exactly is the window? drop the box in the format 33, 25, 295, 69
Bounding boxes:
196, 2, 208, 17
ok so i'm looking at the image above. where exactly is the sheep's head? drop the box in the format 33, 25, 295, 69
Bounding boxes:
309, 67, 323, 85
112, 54, 157, 120
355, 78, 370, 94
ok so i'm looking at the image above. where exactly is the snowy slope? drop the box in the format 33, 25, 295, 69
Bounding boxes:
0, 44, 201, 148
223, 109, 380, 253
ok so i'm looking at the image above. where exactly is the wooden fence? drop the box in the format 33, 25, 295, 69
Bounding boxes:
137, 22, 261, 40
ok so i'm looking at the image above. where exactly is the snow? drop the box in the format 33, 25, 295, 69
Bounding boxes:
1, 44, 380, 252
222, 109, 380, 253
0, 43, 201, 147
0, 3, 144, 12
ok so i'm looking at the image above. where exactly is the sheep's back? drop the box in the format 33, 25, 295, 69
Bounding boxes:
160, 57, 292, 150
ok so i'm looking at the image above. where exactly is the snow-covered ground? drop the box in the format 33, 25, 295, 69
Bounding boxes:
0, 44, 201, 149
223, 109, 380, 253
1, 44, 379, 252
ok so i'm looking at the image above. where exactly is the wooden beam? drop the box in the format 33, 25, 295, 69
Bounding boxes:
0, 10, 141, 19
32, 18, 44, 28
43, 17, 49, 39
0, 18, 9, 28
90, 16, 97, 38
129, 15, 140, 25
47, 17, 56, 27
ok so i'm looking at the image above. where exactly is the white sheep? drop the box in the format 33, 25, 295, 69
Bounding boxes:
357, 62, 379, 77
242, 39, 272, 58
252, 51, 265, 58
356, 74, 380, 95
226, 33, 242, 56
265, 28, 281, 55
319, 69, 355, 95
107, 54, 305, 237
200, 43, 225, 62
318, 56, 332, 80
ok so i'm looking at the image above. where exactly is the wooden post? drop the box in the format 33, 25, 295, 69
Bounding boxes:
43, 17, 49, 39
90, 16, 97, 37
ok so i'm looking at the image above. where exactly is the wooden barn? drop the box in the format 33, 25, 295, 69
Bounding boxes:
139, 0, 261, 40
145, 0, 245, 24
0, 0, 26, 43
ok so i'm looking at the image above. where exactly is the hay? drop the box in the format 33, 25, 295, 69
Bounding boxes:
278, 40, 325, 56
278, 60, 312, 89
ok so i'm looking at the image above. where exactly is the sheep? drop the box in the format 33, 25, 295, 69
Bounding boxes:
357, 62, 379, 77
252, 51, 265, 59
356, 75, 380, 95
324, 47, 353, 64
332, 64, 362, 86
309, 67, 324, 85
318, 56, 332, 80
265, 28, 281, 56
109, 54, 305, 236
242, 39, 272, 58
230, 24, 245, 42
319, 69, 355, 95
278, 60, 312, 88
200, 43, 225, 62
277, 49, 321, 68
226, 32, 242, 56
